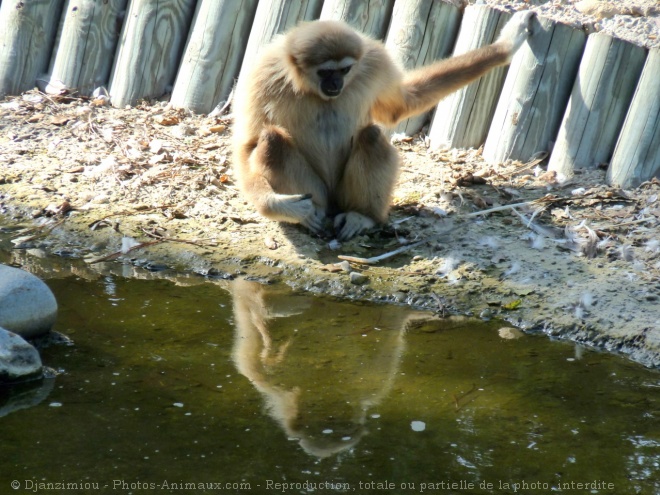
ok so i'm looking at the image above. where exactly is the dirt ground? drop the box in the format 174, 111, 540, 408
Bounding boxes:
1, 90, 658, 368
1, 2, 660, 368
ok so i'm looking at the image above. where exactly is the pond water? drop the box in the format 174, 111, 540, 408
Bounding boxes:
0, 247, 659, 494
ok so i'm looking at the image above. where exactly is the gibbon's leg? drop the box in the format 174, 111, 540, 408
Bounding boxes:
244, 126, 327, 232
335, 125, 400, 241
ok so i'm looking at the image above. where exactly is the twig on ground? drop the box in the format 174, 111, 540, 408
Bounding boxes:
140, 227, 216, 247
88, 240, 164, 263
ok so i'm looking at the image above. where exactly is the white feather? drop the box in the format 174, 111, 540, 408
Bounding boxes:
504, 262, 521, 277
644, 239, 659, 253
531, 234, 545, 250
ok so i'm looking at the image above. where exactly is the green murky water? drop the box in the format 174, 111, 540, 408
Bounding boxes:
0, 252, 659, 494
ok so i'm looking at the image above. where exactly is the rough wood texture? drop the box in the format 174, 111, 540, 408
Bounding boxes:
429, 6, 510, 150
320, 0, 395, 39
483, 17, 586, 164
49, 0, 127, 95
385, 0, 460, 136
548, 33, 646, 177
171, 0, 258, 114
0, 0, 65, 96
237, 0, 322, 83
608, 48, 660, 188
108, 0, 196, 108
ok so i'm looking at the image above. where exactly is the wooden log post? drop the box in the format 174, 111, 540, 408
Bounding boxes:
607, 48, 660, 188
170, 0, 258, 114
483, 17, 586, 164
48, 0, 128, 96
108, 0, 196, 108
428, 6, 511, 150
236, 0, 323, 83
385, 0, 460, 136
548, 34, 646, 177
320, 0, 395, 39
0, 0, 65, 97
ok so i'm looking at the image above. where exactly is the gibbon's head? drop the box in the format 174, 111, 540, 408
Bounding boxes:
285, 20, 364, 100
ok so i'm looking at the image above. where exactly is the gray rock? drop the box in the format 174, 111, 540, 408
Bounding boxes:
0, 375, 54, 418
0, 327, 43, 383
0, 264, 57, 338
349, 272, 369, 285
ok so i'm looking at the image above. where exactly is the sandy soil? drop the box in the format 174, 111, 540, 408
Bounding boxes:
1, 1, 659, 367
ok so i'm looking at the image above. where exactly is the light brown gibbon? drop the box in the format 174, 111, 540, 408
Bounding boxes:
232, 11, 535, 240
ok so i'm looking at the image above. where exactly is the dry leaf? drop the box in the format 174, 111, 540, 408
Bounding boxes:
320, 264, 344, 273
90, 96, 110, 107
502, 299, 522, 311
538, 170, 557, 183
153, 114, 180, 126
472, 194, 489, 209
51, 115, 72, 126
27, 113, 45, 123
45, 201, 72, 216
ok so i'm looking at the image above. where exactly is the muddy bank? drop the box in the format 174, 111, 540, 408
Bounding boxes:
1, 89, 659, 368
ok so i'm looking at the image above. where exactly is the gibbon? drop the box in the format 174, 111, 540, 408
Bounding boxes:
233, 11, 534, 240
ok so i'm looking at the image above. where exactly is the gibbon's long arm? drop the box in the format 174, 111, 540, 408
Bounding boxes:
372, 44, 511, 126
371, 10, 535, 127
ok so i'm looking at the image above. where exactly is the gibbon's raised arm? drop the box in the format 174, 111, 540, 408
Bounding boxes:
371, 10, 535, 127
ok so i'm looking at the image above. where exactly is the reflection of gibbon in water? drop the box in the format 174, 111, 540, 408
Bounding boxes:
230, 279, 439, 458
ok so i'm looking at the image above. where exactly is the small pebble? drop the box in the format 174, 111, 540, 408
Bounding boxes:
349, 271, 368, 285
337, 260, 351, 272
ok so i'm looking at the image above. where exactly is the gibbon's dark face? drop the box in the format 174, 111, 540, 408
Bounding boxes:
315, 58, 355, 99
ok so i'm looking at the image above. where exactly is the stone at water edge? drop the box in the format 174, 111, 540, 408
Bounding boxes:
0, 326, 43, 383
0, 264, 58, 338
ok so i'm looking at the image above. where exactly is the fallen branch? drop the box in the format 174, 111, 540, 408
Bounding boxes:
88, 204, 182, 229
338, 239, 426, 265
140, 227, 217, 247
88, 240, 164, 263
11, 218, 67, 246
338, 195, 555, 265
338, 223, 463, 265
464, 194, 556, 217
508, 151, 549, 177
596, 217, 654, 231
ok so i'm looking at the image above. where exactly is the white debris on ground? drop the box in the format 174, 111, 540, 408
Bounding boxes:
474, 0, 660, 48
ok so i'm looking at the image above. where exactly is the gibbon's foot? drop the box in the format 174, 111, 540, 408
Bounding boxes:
269, 193, 326, 233
334, 211, 376, 241
497, 10, 536, 58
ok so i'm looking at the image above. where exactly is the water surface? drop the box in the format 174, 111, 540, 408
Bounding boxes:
0, 251, 658, 494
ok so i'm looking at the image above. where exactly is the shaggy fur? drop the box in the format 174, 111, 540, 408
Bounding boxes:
233, 13, 533, 240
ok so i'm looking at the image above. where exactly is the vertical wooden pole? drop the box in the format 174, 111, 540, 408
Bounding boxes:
607, 48, 660, 188
0, 0, 65, 96
236, 0, 323, 84
428, 6, 510, 150
108, 0, 196, 108
320, 0, 395, 39
49, 0, 128, 95
548, 34, 646, 177
385, 0, 460, 136
170, 0, 258, 114
483, 17, 586, 164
